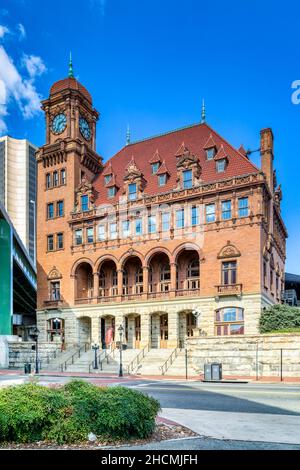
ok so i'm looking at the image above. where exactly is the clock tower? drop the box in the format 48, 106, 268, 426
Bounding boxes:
36, 59, 103, 313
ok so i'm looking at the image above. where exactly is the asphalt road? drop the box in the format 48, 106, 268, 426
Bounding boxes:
1, 374, 300, 449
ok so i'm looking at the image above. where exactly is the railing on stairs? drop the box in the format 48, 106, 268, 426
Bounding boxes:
88, 347, 117, 373
127, 343, 150, 375
59, 343, 90, 372
160, 348, 179, 375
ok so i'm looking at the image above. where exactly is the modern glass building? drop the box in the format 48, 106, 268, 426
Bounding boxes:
0, 202, 36, 337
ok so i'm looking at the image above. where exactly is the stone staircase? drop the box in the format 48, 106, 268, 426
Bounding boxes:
163, 349, 198, 377
134, 348, 173, 376
65, 347, 140, 374
42, 344, 89, 372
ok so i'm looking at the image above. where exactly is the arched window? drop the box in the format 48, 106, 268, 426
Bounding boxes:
160, 263, 171, 292
135, 267, 143, 294
99, 269, 105, 288
122, 269, 128, 295
215, 307, 244, 336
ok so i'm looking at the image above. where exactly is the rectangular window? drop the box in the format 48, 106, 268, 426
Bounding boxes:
205, 203, 215, 223
206, 148, 215, 160
221, 200, 231, 220
46, 173, 51, 189
216, 159, 226, 173
135, 218, 143, 235
57, 232, 63, 249
108, 186, 116, 198
75, 229, 82, 245
162, 212, 170, 231
81, 195, 89, 212
176, 209, 185, 228
128, 183, 137, 201
238, 197, 249, 217
122, 220, 130, 237
98, 225, 105, 241
110, 222, 117, 239
104, 174, 112, 184
53, 171, 58, 187
222, 261, 237, 285
60, 169, 66, 185
47, 203, 54, 219
148, 215, 156, 234
151, 162, 160, 174
183, 169, 192, 189
57, 200, 64, 217
158, 174, 166, 186
50, 281, 60, 301
86, 227, 94, 244
47, 235, 54, 251
215, 308, 244, 336
191, 206, 199, 226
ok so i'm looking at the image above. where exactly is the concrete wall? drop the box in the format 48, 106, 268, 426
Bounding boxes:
187, 333, 300, 379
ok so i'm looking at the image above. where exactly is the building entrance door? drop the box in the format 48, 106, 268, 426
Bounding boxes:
186, 312, 196, 337
160, 314, 168, 348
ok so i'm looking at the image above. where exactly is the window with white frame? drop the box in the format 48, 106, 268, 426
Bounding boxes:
151, 162, 160, 174
205, 203, 215, 223
158, 174, 167, 186
108, 186, 116, 198
238, 197, 249, 217
135, 218, 143, 235
162, 212, 170, 231
110, 222, 117, 239
221, 200, 231, 220
191, 206, 199, 226
122, 220, 131, 237
128, 183, 137, 201
183, 169, 192, 189
98, 225, 106, 241
176, 208, 185, 228
86, 227, 94, 243
206, 148, 215, 160
148, 215, 156, 234
216, 159, 226, 173
215, 307, 244, 336
104, 174, 112, 184
75, 229, 82, 245
81, 195, 89, 212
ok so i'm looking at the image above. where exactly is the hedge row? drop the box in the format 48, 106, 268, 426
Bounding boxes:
0, 380, 160, 444
259, 304, 300, 333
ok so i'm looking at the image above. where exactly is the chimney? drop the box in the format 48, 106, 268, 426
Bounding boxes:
260, 128, 274, 193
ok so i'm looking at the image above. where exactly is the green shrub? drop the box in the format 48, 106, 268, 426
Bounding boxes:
0, 380, 160, 444
259, 304, 300, 333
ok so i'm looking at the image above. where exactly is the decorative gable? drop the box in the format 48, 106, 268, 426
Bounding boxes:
47, 266, 62, 280
149, 149, 162, 164
103, 162, 113, 177
203, 134, 217, 150
217, 241, 241, 259
156, 160, 170, 175
214, 144, 228, 161
176, 145, 201, 189
123, 157, 146, 199
74, 175, 95, 211
175, 141, 190, 158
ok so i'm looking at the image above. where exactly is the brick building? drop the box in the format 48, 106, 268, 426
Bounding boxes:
36, 69, 287, 350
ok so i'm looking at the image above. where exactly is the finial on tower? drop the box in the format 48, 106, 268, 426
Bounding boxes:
126, 124, 131, 146
68, 52, 74, 78
201, 99, 206, 123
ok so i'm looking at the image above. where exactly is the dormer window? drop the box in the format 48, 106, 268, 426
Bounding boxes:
81, 194, 89, 212
158, 174, 167, 186
128, 183, 137, 201
206, 148, 215, 160
108, 186, 116, 198
183, 169, 193, 189
104, 174, 112, 184
216, 159, 226, 173
151, 162, 160, 174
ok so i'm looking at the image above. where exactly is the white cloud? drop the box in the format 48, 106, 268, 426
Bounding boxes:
0, 45, 46, 135
0, 24, 9, 38
22, 54, 47, 78
17, 23, 26, 40
90, 0, 106, 15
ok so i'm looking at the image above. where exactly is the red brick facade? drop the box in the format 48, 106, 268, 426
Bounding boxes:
36, 76, 287, 348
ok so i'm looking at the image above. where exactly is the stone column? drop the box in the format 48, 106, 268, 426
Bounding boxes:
93, 272, 99, 304
140, 313, 151, 348
143, 266, 149, 299
170, 263, 177, 298
91, 316, 100, 344
168, 310, 179, 348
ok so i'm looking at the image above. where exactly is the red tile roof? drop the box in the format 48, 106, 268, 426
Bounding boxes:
214, 144, 228, 161
156, 160, 170, 175
50, 78, 92, 103
93, 122, 259, 205
149, 149, 162, 164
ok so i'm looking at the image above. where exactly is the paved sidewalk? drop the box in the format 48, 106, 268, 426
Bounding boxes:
160, 408, 300, 445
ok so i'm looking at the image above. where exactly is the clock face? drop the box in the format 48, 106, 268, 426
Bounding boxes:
51, 113, 67, 134
79, 117, 91, 140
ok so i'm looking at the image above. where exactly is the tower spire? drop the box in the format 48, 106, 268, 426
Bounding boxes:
201, 99, 206, 123
68, 52, 74, 78
126, 124, 131, 146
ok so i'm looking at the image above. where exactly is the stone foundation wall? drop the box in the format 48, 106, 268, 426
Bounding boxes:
187, 334, 300, 379
8, 342, 61, 369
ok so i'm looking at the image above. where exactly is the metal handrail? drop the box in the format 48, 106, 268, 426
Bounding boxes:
127, 343, 150, 374
60, 343, 90, 372
160, 348, 178, 375
88, 347, 117, 373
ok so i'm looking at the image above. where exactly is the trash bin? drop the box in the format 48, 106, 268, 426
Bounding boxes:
211, 363, 222, 381
203, 362, 222, 381
24, 363, 31, 374
122, 344, 127, 350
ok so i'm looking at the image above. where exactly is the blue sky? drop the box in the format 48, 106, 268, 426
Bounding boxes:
0, 0, 299, 273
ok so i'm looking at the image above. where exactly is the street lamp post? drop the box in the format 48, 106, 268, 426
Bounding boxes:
118, 325, 124, 377
92, 343, 99, 370
31, 327, 40, 374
